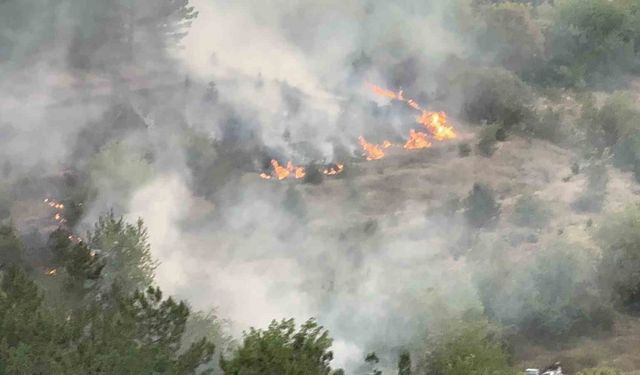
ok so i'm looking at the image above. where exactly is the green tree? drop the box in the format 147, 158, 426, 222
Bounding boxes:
221, 318, 343, 375
477, 2, 544, 74
398, 351, 412, 375
0, 266, 215, 374
510, 193, 551, 228
88, 141, 154, 200
425, 319, 513, 375
87, 212, 158, 294
597, 204, 640, 309
476, 242, 612, 339
67, 0, 198, 72
0, 225, 23, 267
544, 0, 638, 87
464, 183, 501, 228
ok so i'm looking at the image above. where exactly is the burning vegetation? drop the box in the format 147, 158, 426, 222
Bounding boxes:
259, 84, 457, 179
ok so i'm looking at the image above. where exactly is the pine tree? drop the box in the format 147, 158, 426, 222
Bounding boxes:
398, 351, 412, 375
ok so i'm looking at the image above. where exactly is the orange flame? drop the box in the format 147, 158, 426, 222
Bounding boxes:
368, 83, 457, 141
323, 164, 345, 176
260, 160, 306, 180
368, 83, 403, 101
403, 129, 432, 150
417, 111, 456, 141
359, 136, 386, 161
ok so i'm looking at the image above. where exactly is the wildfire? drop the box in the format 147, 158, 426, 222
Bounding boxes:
323, 164, 345, 176
368, 82, 457, 141
259, 82, 457, 180
359, 136, 387, 161
45, 198, 67, 224
44, 198, 64, 210
260, 160, 306, 180
404, 129, 432, 150
368, 83, 403, 101
416, 111, 456, 141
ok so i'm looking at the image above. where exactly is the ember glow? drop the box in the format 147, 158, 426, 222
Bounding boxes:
45, 198, 67, 224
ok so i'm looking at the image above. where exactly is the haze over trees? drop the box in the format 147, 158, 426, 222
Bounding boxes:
3, 0, 640, 374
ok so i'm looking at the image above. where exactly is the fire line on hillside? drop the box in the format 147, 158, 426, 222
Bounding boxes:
259, 83, 457, 180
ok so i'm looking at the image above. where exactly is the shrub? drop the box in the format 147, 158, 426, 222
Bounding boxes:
477, 123, 502, 157
458, 143, 472, 157
526, 106, 566, 144
457, 67, 535, 130
510, 194, 551, 228
425, 318, 514, 375
582, 92, 640, 151
572, 161, 608, 213
0, 183, 10, 222
476, 2, 545, 74
0, 225, 23, 267
220, 318, 344, 375
597, 205, 640, 309
542, 0, 640, 88
476, 242, 613, 339
464, 183, 501, 228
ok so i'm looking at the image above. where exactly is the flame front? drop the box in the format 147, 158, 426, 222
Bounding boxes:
368, 83, 457, 141
359, 136, 386, 161
404, 129, 432, 150
417, 111, 456, 141
259, 82, 457, 180
368, 83, 403, 101
260, 160, 306, 180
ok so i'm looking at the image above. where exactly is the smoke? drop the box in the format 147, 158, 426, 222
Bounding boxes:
121, 0, 476, 370
2, 0, 485, 371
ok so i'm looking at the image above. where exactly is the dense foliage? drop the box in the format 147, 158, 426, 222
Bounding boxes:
220, 319, 343, 375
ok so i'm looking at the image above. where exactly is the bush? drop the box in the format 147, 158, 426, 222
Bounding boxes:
464, 183, 501, 228
458, 143, 472, 157
476, 242, 613, 339
572, 161, 608, 213
477, 123, 502, 157
597, 205, 640, 310
457, 67, 535, 130
425, 318, 514, 375
541, 0, 640, 88
582, 92, 640, 152
510, 194, 551, 228
0, 225, 23, 267
0, 183, 10, 222
526, 106, 566, 144
220, 318, 344, 375
476, 2, 545, 74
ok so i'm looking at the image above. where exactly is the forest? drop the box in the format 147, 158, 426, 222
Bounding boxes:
2, 0, 640, 374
